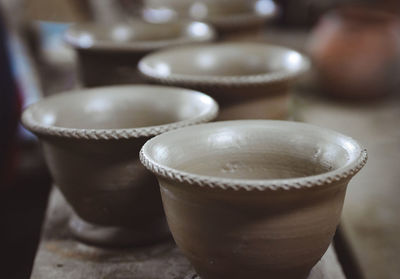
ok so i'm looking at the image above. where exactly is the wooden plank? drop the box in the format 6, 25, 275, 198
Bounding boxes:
31, 188, 346, 279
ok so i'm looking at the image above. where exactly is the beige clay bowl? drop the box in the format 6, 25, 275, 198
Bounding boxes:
143, 0, 277, 35
64, 19, 216, 86
22, 85, 218, 246
140, 120, 367, 279
65, 19, 216, 51
139, 42, 310, 120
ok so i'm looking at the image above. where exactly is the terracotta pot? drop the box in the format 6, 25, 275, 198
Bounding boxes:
64, 19, 216, 87
139, 42, 310, 120
143, 0, 277, 39
308, 5, 400, 99
21, 85, 218, 246
140, 120, 367, 279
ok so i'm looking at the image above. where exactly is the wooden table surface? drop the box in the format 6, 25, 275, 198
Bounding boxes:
30, 188, 346, 279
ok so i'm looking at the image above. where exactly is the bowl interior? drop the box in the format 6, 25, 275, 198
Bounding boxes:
144, 121, 362, 180
66, 21, 213, 47
28, 86, 215, 130
140, 43, 307, 77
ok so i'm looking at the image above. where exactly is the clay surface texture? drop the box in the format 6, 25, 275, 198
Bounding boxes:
140, 120, 367, 279
139, 42, 310, 120
64, 20, 216, 86
22, 85, 218, 246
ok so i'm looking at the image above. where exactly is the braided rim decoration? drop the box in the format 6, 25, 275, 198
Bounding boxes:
138, 45, 311, 88
140, 146, 368, 191
64, 21, 216, 52
21, 98, 219, 141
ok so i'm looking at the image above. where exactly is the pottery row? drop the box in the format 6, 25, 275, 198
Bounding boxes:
65, 18, 310, 120
22, 84, 367, 279
21, 11, 367, 279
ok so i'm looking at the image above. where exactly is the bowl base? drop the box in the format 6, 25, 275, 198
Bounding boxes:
68, 213, 170, 247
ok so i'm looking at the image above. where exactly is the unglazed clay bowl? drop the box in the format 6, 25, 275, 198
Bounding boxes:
64, 19, 216, 87
22, 85, 218, 246
143, 0, 277, 38
139, 42, 310, 120
140, 120, 367, 279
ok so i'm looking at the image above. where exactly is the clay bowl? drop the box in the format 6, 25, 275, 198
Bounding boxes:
142, 0, 277, 38
140, 120, 367, 279
22, 85, 218, 247
139, 42, 310, 120
64, 19, 216, 87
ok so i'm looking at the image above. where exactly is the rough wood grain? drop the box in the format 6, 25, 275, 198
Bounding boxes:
30, 189, 346, 279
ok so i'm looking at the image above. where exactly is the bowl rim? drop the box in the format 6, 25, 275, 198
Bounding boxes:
192, 0, 278, 29
142, 0, 278, 29
138, 42, 311, 87
21, 84, 219, 140
140, 120, 368, 191
64, 19, 216, 51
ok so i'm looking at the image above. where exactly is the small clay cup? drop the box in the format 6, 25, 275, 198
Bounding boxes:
140, 120, 367, 279
22, 85, 218, 246
139, 42, 310, 120
64, 19, 216, 87
142, 0, 277, 39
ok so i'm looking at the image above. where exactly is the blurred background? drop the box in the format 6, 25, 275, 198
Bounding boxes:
0, 0, 399, 278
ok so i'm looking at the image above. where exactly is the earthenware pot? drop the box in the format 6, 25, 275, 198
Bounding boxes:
64, 19, 216, 87
22, 85, 218, 246
308, 5, 400, 99
139, 43, 310, 120
143, 0, 277, 39
140, 120, 367, 279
